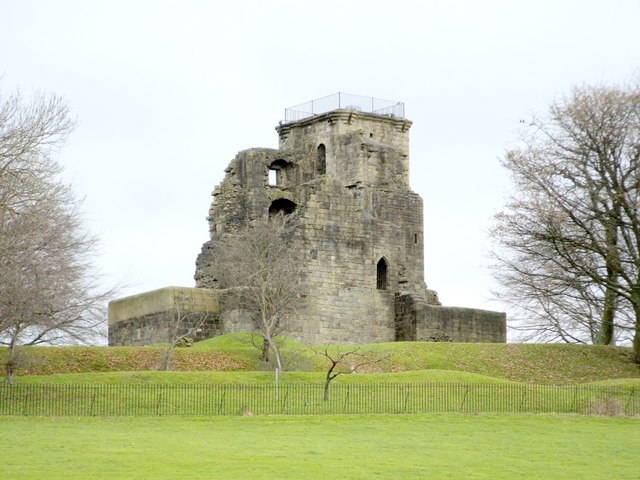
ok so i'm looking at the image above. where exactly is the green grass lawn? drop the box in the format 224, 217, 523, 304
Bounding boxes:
1, 414, 638, 479
3, 334, 639, 477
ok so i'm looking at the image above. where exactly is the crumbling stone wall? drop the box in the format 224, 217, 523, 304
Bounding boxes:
108, 287, 222, 346
108, 311, 220, 346
419, 306, 506, 343
395, 292, 421, 341
395, 292, 506, 343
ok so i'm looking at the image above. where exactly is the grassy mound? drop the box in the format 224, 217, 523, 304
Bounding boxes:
1, 344, 247, 376
2, 332, 638, 384
14, 369, 515, 385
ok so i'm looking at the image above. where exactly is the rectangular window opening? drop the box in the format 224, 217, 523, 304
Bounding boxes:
268, 169, 277, 186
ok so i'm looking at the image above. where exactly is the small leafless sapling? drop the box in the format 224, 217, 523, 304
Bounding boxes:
161, 293, 214, 371
313, 346, 388, 401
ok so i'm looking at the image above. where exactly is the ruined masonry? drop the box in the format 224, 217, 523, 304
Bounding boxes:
108, 94, 506, 346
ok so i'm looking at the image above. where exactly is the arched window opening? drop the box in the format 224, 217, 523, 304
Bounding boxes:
269, 198, 297, 217
317, 144, 326, 175
376, 258, 388, 290
268, 159, 290, 187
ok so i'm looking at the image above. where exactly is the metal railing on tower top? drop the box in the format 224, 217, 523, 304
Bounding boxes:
283, 93, 405, 124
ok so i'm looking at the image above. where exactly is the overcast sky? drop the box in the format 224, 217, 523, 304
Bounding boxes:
1, 0, 639, 324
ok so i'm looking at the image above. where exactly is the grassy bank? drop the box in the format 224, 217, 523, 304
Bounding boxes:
2, 333, 639, 384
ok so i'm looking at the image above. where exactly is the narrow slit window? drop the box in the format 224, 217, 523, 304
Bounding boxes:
376, 258, 388, 290
317, 144, 326, 175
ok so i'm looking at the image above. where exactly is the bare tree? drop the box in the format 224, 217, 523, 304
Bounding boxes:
490, 80, 640, 363
313, 346, 388, 401
161, 292, 215, 371
0, 88, 113, 383
209, 213, 303, 371
492, 198, 616, 344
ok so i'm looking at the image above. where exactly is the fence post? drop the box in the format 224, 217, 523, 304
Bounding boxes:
22, 385, 30, 416
90, 385, 97, 416
280, 385, 289, 414
571, 385, 579, 413
460, 385, 470, 412
519, 385, 527, 412
403, 385, 410, 413
343, 385, 350, 414
624, 387, 635, 415
218, 385, 226, 415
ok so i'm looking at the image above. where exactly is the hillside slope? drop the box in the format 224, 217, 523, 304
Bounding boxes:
2, 333, 638, 384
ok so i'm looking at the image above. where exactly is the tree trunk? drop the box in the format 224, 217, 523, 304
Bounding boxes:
270, 340, 283, 372
161, 346, 174, 371
631, 288, 640, 365
634, 322, 640, 365
633, 306, 640, 365
261, 334, 282, 371
323, 380, 331, 401
597, 221, 620, 345
323, 364, 337, 401
4, 358, 15, 385
4, 334, 18, 385
596, 287, 617, 345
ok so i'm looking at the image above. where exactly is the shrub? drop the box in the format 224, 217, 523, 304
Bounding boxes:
586, 397, 623, 416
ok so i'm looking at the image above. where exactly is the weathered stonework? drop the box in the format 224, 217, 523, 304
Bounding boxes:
192, 98, 506, 344
109, 95, 506, 346
395, 292, 506, 343
108, 287, 221, 346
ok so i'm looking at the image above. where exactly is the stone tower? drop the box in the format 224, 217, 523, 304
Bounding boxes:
194, 94, 506, 344
109, 94, 505, 346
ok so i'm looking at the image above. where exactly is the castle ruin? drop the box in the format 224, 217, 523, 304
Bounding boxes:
108, 94, 506, 346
